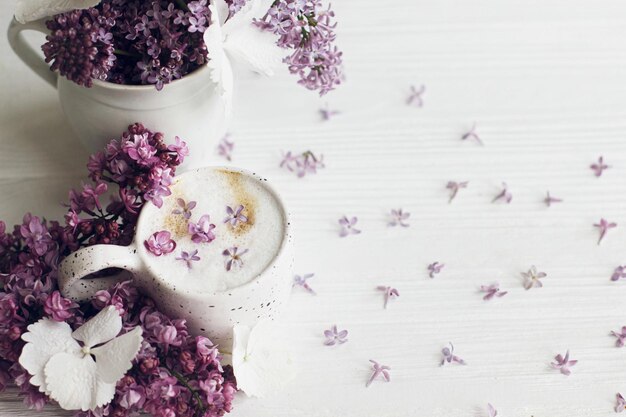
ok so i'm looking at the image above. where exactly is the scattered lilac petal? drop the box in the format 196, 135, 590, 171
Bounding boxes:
595, 218, 617, 245
377, 286, 399, 309
406, 85, 425, 107
611, 327, 626, 347
388, 209, 410, 227
188, 214, 216, 244
172, 198, 197, 220
492, 182, 512, 204
461, 123, 482, 145
446, 181, 468, 203
293, 274, 316, 295
550, 350, 577, 376
324, 325, 348, 346
217, 134, 234, 161
522, 266, 547, 290
281, 150, 325, 178
339, 216, 361, 237
611, 266, 626, 282
427, 262, 444, 279
480, 283, 508, 301
544, 191, 563, 207
590, 156, 610, 177
616, 393, 626, 413
176, 249, 201, 269
320, 103, 340, 121
487, 403, 498, 417
223, 205, 248, 227
222, 247, 248, 271
144, 231, 176, 256
440, 342, 466, 366
366, 360, 391, 387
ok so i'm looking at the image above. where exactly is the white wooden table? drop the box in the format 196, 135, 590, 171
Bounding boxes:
3, 1, 626, 416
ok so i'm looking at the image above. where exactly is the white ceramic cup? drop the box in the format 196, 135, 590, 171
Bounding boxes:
58, 167, 293, 348
7, 18, 229, 171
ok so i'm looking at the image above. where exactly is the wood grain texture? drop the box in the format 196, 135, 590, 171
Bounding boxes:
2, 0, 626, 416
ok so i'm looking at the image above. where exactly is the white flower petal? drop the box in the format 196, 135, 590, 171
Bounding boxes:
223, 24, 283, 77
214, 0, 230, 26
45, 352, 99, 411
19, 319, 80, 394
204, 4, 234, 114
72, 306, 121, 348
15, 0, 101, 24
91, 327, 143, 384
232, 320, 296, 398
93, 380, 116, 410
222, 0, 275, 34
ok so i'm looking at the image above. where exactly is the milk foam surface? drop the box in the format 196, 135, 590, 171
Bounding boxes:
139, 169, 286, 293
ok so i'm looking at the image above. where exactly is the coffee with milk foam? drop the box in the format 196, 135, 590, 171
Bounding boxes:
141, 169, 286, 293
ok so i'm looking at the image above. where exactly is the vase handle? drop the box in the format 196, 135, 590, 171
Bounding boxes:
7, 18, 57, 89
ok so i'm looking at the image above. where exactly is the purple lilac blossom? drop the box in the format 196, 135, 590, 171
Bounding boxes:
43, 291, 78, 321
446, 181, 468, 203
223, 205, 248, 227
365, 360, 390, 387
611, 327, 626, 347
440, 342, 466, 366
480, 283, 507, 301
612, 266, 626, 282
377, 286, 399, 309
595, 218, 617, 245
281, 151, 325, 178
522, 266, 546, 290
550, 350, 577, 376
492, 182, 512, 203
591, 156, 610, 177
144, 231, 177, 256
293, 274, 316, 295
407, 85, 425, 107
324, 325, 348, 346
176, 250, 201, 269
616, 393, 626, 413
188, 215, 216, 244
461, 123, 482, 145
389, 209, 410, 227
222, 247, 248, 271
339, 216, 361, 237
172, 198, 197, 220
427, 262, 444, 279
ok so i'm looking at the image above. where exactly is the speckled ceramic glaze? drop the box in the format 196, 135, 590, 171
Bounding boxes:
58, 167, 293, 348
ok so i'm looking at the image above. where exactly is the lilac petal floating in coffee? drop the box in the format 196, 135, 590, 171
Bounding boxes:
487, 403, 498, 417
339, 216, 361, 237
480, 283, 507, 301
612, 266, 626, 281
366, 360, 391, 387
544, 191, 563, 207
377, 286, 399, 309
522, 266, 546, 290
461, 123, 482, 145
550, 350, 577, 376
281, 151, 325, 178
407, 85, 425, 107
217, 135, 234, 162
223, 247, 248, 271
427, 262, 444, 278
320, 103, 340, 121
611, 327, 626, 347
590, 156, 610, 177
324, 325, 348, 346
176, 250, 201, 269
293, 274, 316, 295
492, 182, 512, 204
223, 205, 248, 227
144, 231, 176, 256
594, 218, 617, 245
446, 181, 468, 203
616, 393, 626, 413
440, 342, 466, 366
172, 198, 197, 220
188, 214, 216, 244
388, 209, 410, 227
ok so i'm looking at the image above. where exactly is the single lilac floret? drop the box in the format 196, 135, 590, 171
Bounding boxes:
144, 231, 176, 256
440, 342, 466, 366
611, 327, 626, 347
172, 198, 197, 220
223, 205, 248, 227
222, 247, 248, 271
281, 151, 325, 178
176, 249, 201, 269
366, 360, 391, 387
188, 215, 216, 244
544, 191, 563, 207
595, 218, 617, 245
293, 274, 316, 295
324, 325, 348, 346
591, 156, 610, 177
217, 135, 234, 162
522, 266, 546, 290
492, 182, 512, 204
550, 350, 577, 376
480, 283, 508, 301
339, 216, 361, 237
377, 286, 399, 309
407, 85, 425, 107
461, 123, 482, 145
616, 393, 626, 413
320, 104, 340, 121
446, 181, 468, 203
487, 403, 498, 417
428, 262, 444, 279
612, 266, 626, 282
389, 209, 410, 227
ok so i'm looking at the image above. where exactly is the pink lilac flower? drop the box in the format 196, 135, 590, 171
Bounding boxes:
339, 216, 361, 237
595, 218, 617, 245
522, 266, 546, 290
19, 215, 53, 257
441, 342, 466, 366
223, 205, 248, 227
487, 403, 498, 417
612, 266, 626, 281
293, 274, 316, 295
446, 181, 468, 203
281, 151, 325, 178
188, 215, 216, 244
167, 136, 189, 164
172, 198, 197, 220
176, 250, 201, 269
217, 135, 234, 161
611, 327, 626, 347
320, 103, 340, 121
461, 123, 482, 145
144, 231, 177, 256
124, 133, 159, 166
377, 286, 399, 309
407, 85, 425, 107
222, 247, 248, 271
388, 209, 410, 227
427, 262, 444, 279
492, 182, 512, 203
544, 191, 563, 207
480, 283, 508, 301
550, 350, 577, 376
324, 325, 348, 346
616, 393, 626, 412
43, 291, 78, 321
81, 182, 108, 211
366, 360, 391, 387
591, 156, 610, 177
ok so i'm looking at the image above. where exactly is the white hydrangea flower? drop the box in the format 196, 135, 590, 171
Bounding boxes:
231, 319, 296, 398
19, 306, 143, 411
15, 0, 101, 24
203, 0, 283, 114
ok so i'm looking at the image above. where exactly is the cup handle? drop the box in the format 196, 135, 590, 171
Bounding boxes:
58, 244, 143, 302
7, 18, 58, 89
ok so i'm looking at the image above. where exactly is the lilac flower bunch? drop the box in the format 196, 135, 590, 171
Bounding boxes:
255, 0, 343, 95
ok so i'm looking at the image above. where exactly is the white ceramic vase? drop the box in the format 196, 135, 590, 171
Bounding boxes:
8, 18, 229, 171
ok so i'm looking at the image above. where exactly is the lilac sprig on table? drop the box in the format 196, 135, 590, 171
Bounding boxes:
550, 350, 577, 376
590, 156, 610, 177
338, 216, 361, 237
388, 209, 410, 227
427, 262, 444, 279
323, 325, 348, 346
594, 218, 617, 245
293, 274, 316, 295
480, 283, 507, 301
256, 0, 343, 95
365, 360, 390, 387
281, 150, 325, 178
522, 266, 546, 290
